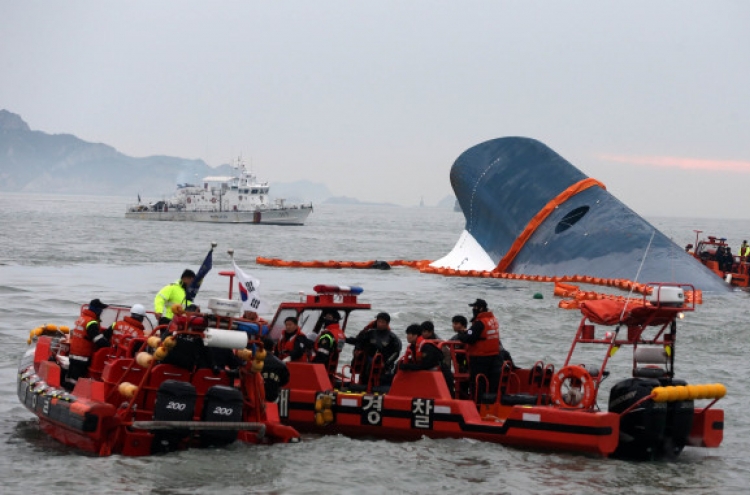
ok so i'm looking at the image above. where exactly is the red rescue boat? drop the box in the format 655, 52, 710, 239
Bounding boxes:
687, 231, 750, 288
248, 280, 724, 459
17, 302, 299, 456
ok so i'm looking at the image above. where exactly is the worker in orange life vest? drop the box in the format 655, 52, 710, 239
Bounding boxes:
66, 298, 110, 390
312, 309, 346, 374
399, 324, 455, 396
455, 298, 501, 397
107, 303, 147, 351
274, 316, 312, 363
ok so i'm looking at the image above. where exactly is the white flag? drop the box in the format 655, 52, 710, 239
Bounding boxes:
233, 260, 269, 314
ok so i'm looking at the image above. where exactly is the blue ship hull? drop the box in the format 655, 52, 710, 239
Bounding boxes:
443, 137, 729, 293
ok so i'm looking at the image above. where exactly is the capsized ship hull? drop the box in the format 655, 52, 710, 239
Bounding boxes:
433, 137, 730, 292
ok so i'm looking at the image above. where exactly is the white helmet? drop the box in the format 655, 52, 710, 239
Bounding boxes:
130, 304, 146, 317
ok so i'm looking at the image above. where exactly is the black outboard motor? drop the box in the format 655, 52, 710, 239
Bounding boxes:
609, 378, 667, 460
152, 380, 197, 453
659, 378, 694, 458
200, 385, 244, 447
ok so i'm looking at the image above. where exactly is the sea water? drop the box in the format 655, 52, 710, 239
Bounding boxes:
1, 192, 749, 494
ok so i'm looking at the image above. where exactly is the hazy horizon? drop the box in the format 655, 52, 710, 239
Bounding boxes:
1, 2, 748, 218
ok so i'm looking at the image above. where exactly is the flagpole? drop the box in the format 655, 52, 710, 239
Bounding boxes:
227, 248, 235, 299
187, 242, 218, 302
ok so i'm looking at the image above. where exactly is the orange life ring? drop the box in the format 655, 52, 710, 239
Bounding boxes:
211, 197, 217, 203
549, 365, 596, 409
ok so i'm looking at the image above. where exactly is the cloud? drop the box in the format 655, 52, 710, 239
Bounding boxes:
597, 154, 750, 173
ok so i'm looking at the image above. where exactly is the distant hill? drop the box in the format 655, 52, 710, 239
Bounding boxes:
0, 110, 331, 203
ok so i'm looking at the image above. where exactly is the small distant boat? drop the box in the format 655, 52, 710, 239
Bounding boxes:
126, 158, 313, 225
686, 231, 750, 289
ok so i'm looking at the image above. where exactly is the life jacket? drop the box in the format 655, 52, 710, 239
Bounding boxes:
467, 311, 500, 357
315, 322, 346, 369
69, 309, 99, 358
110, 316, 145, 348
403, 337, 440, 370
276, 330, 309, 362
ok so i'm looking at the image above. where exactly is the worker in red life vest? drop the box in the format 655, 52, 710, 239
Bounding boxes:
66, 298, 110, 390
312, 309, 346, 374
399, 324, 455, 395
455, 298, 501, 397
107, 304, 147, 351
274, 316, 312, 363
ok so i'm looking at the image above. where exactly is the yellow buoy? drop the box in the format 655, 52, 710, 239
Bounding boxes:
118, 382, 139, 399
162, 336, 177, 349
59, 325, 70, 333
236, 349, 253, 362
153, 346, 168, 361
45, 323, 58, 331
315, 412, 325, 426
136, 352, 154, 368
322, 409, 334, 423
147, 336, 162, 349
314, 398, 324, 412
322, 395, 333, 409
673, 385, 689, 401
714, 383, 727, 399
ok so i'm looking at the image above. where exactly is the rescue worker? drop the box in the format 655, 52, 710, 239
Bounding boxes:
154, 269, 196, 325
741, 240, 750, 258
312, 309, 346, 374
274, 316, 312, 363
455, 299, 501, 398
399, 324, 455, 396
348, 312, 402, 386
160, 313, 212, 372
66, 298, 110, 390
421, 320, 452, 370
106, 303, 147, 352
260, 337, 290, 402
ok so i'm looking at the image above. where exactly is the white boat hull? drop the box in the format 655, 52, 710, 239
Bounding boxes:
125, 207, 312, 225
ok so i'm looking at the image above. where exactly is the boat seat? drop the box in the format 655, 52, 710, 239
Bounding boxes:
633, 346, 669, 379
89, 347, 118, 380
101, 358, 147, 386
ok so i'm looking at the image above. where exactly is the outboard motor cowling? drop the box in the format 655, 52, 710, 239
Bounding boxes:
152, 380, 197, 453
200, 385, 244, 447
659, 378, 694, 457
609, 378, 667, 460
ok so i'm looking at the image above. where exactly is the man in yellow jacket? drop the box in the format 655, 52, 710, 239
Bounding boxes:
154, 269, 196, 324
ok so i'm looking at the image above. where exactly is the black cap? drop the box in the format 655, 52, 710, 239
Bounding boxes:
468, 298, 488, 309
182, 269, 196, 279
88, 299, 109, 312
323, 309, 341, 321
376, 312, 391, 323
405, 324, 422, 336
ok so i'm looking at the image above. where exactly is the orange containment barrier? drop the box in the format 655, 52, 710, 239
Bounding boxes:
255, 256, 702, 307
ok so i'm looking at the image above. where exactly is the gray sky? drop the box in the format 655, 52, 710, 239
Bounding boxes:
1, 1, 748, 218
